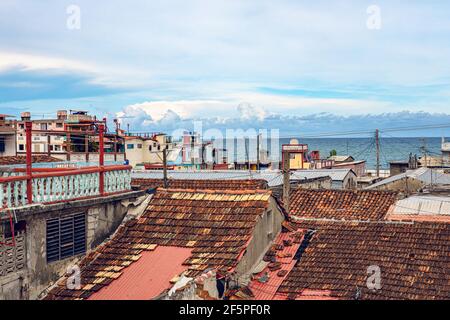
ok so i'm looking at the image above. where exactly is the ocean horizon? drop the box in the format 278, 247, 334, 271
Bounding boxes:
211, 136, 449, 169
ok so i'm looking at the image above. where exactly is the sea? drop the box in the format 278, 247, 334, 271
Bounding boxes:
215, 137, 448, 170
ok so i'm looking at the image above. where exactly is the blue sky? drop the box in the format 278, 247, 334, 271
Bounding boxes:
0, 0, 450, 136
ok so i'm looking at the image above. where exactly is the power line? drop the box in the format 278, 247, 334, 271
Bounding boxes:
278, 123, 450, 139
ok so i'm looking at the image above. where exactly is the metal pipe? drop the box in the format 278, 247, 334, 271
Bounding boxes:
25, 121, 32, 204
99, 124, 105, 195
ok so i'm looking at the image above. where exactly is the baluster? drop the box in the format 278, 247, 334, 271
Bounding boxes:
0, 183, 4, 208
46, 177, 51, 202
74, 175, 79, 198
112, 172, 116, 192
126, 170, 131, 189
53, 176, 58, 201
6, 182, 12, 208
104, 172, 109, 193
33, 179, 38, 203
56, 176, 62, 200
21, 180, 27, 206
14, 181, 19, 207
90, 174, 95, 195
68, 176, 73, 199
81, 174, 87, 197
95, 173, 99, 194
117, 171, 123, 191
40, 178, 45, 202
110, 172, 114, 192
63, 176, 68, 200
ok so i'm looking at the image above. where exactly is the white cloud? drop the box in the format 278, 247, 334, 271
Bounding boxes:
0, 51, 149, 88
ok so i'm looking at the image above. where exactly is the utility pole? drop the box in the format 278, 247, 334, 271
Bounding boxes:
47, 135, 51, 157
245, 137, 250, 171
375, 129, 380, 177
257, 133, 260, 171
282, 149, 290, 215
163, 147, 168, 188
191, 133, 195, 166
421, 138, 428, 168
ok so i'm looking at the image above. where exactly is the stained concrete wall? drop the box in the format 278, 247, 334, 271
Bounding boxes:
0, 191, 144, 300
371, 177, 424, 193
234, 198, 284, 280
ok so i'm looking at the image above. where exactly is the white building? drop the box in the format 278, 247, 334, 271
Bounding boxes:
124, 133, 178, 167
0, 114, 16, 157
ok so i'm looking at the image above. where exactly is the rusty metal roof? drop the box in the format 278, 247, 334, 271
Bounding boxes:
88, 246, 192, 300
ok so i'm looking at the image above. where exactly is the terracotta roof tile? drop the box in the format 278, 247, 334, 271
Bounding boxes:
131, 178, 268, 191
276, 220, 450, 300
289, 189, 398, 220
0, 155, 62, 165
46, 188, 273, 300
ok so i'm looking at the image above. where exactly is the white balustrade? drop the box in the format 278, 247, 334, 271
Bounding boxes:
0, 168, 131, 210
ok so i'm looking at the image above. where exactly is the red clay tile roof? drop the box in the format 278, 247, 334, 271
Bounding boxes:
289, 189, 398, 220
0, 155, 62, 165
276, 220, 450, 300
131, 178, 268, 191
246, 231, 304, 300
88, 246, 192, 300
45, 188, 273, 300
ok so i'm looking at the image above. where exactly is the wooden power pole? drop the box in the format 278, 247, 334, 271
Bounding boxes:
163, 147, 168, 188
375, 129, 380, 177
257, 133, 260, 171
282, 149, 290, 215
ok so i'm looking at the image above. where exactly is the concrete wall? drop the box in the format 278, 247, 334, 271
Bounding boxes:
0, 134, 16, 157
335, 172, 358, 190
0, 191, 144, 300
234, 198, 284, 279
371, 177, 424, 193
271, 177, 333, 200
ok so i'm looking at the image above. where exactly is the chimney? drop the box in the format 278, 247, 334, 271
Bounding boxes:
21, 112, 31, 121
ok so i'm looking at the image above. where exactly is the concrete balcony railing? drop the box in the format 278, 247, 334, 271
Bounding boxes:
0, 165, 132, 210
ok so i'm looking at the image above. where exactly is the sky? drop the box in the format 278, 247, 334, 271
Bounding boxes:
0, 0, 450, 136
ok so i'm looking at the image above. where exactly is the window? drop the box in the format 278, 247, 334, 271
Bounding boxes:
127, 144, 134, 149
46, 213, 86, 263
0, 138, 4, 153
19, 144, 24, 151
40, 123, 48, 130
137, 144, 142, 149
54, 145, 61, 151
149, 145, 152, 151
56, 123, 63, 128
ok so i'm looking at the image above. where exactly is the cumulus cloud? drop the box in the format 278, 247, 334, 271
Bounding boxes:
116, 97, 450, 137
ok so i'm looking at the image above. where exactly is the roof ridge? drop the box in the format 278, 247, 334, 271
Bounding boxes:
156, 188, 272, 195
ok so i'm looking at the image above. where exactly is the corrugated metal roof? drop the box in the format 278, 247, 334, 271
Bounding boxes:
366, 168, 450, 189
131, 169, 353, 187
88, 246, 192, 300
391, 196, 450, 216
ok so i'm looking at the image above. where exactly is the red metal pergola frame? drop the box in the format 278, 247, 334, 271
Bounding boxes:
0, 122, 131, 248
